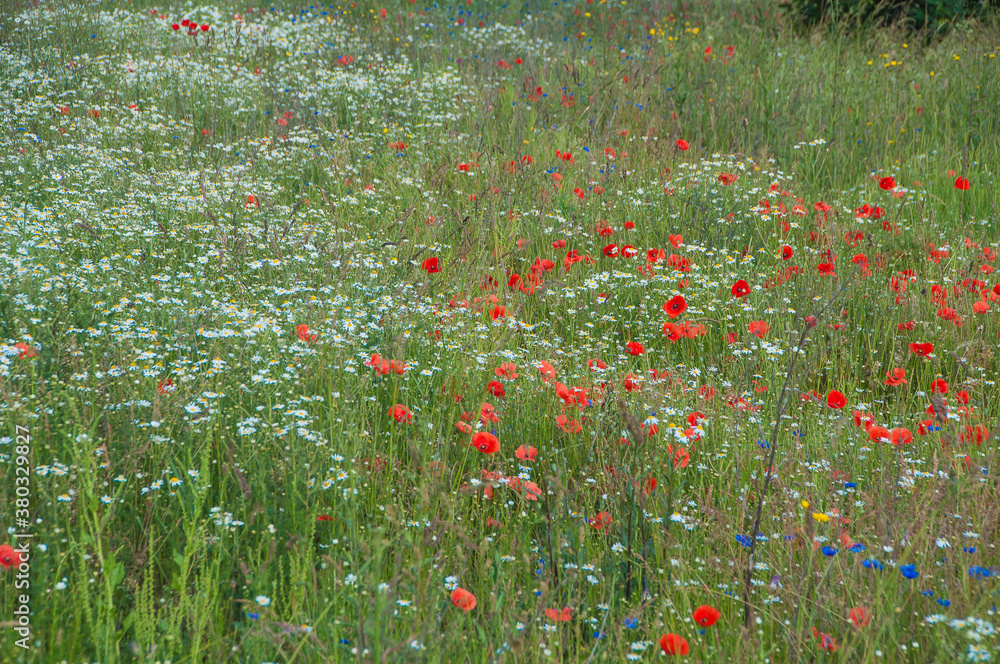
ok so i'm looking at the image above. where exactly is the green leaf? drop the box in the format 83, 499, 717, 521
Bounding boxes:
173, 550, 186, 569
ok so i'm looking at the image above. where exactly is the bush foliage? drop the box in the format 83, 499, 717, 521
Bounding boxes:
788, 0, 999, 32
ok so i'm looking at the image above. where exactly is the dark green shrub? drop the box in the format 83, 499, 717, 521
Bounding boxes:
787, 0, 998, 32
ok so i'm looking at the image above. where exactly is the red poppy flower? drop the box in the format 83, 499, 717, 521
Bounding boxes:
661, 322, 680, 342
471, 432, 500, 454
587, 358, 607, 371
589, 511, 612, 531
931, 378, 948, 394
731, 279, 750, 298
884, 368, 907, 386
897, 320, 916, 331
493, 363, 518, 380
479, 402, 499, 424
668, 234, 683, 247
668, 445, 690, 468
390, 404, 413, 423
450, 587, 477, 611
545, 607, 572, 622
955, 176, 970, 191
717, 173, 737, 186
826, 390, 846, 409
10, 340, 36, 360
486, 380, 506, 398
621, 245, 639, 258
659, 633, 689, 656
515, 445, 538, 462
316, 514, 334, 522
626, 341, 644, 355
849, 606, 872, 628
296, 323, 318, 343
366, 352, 390, 375
781, 245, 794, 260
890, 428, 913, 446
422, 257, 441, 273
960, 424, 989, 445
908, 342, 934, 357
813, 628, 840, 652
676, 139, 689, 151
748, 320, 769, 338
491, 306, 506, 321
602, 243, 619, 257
818, 262, 836, 276
692, 605, 721, 627
663, 295, 687, 318
537, 360, 556, 381
680, 413, 703, 430
0, 545, 24, 570
878, 176, 896, 190
867, 425, 891, 443
556, 414, 582, 433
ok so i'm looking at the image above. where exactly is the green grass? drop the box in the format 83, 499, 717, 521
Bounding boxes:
1, 0, 999, 662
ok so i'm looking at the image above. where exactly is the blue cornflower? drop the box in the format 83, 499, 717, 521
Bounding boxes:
845, 482, 857, 489
247, 612, 260, 621
969, 566, 994, 578
963, 547, 977, 554
822, 546, 838, 557
862, 559, 885, 570
735, 534, 753, 548
921, 590, 934, 597
623, 618, 638, 629
937, 599, 951, 607
848, 543, 867, 553
900, 564, 919, 579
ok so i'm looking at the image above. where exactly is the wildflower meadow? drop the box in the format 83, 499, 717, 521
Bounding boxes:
1, 0, 999, 661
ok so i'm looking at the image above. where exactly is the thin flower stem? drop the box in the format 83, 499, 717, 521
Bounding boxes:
742, 273, 856, 630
